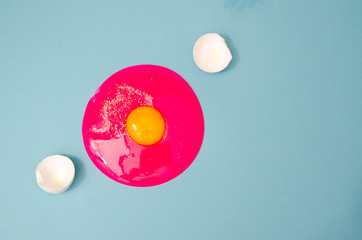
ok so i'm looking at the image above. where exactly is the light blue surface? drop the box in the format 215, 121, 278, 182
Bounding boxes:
1, 0, 361, 239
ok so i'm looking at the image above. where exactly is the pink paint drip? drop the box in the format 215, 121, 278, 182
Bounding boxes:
82, 65, 204, 187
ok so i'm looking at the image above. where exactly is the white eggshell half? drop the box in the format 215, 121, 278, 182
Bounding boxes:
35, 155, 75, 194
193, 33, 232, 73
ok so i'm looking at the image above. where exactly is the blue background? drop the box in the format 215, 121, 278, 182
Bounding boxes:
1, 0, 361, 239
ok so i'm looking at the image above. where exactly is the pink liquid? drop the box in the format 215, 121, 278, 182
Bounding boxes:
82, 65, 204, 187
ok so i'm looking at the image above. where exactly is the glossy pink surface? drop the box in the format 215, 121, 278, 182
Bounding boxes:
82, 65, 204, 187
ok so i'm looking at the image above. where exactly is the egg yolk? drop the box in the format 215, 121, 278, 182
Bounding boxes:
126, 106, 165, 146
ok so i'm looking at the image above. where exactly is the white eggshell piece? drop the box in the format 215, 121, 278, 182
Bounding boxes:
35, 155, 75, 194
193, 33, 232, 73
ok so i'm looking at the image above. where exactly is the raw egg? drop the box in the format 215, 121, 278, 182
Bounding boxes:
126, 106, 165, 146
82, 65, 204, 187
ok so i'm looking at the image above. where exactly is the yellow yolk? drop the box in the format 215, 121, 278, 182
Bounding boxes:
126, 106, 165, 146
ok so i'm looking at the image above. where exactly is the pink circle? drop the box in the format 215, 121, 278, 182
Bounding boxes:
82, 65, 204, 187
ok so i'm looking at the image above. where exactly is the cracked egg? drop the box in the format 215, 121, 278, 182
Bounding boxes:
82, 65, 204, 187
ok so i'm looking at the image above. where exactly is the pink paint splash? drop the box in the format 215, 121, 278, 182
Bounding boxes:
82, 65, 204, 187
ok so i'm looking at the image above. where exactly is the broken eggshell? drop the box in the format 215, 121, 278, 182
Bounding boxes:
35, 155, 75, 194
193, 33, 232, 73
